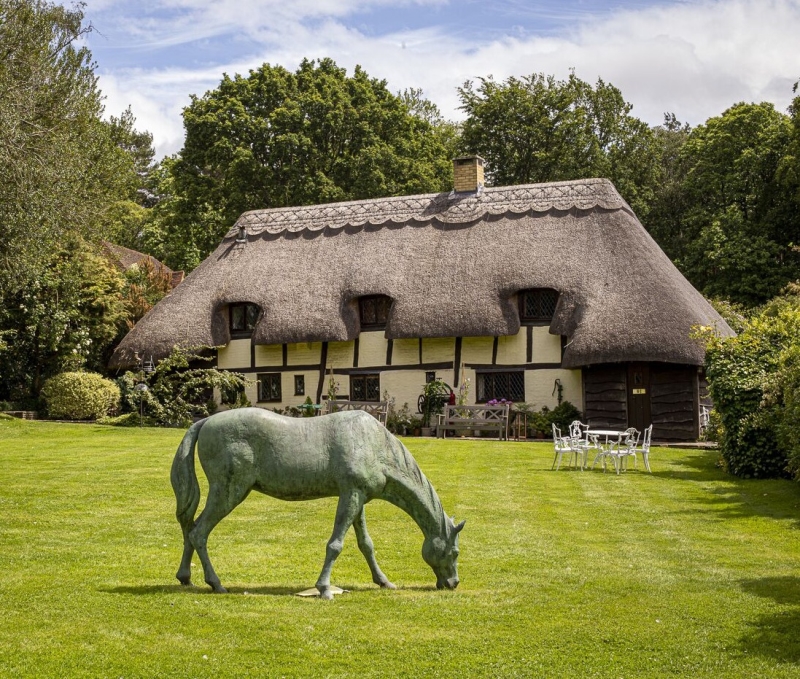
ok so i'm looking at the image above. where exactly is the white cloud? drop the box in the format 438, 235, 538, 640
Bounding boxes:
90, 0, 800, 158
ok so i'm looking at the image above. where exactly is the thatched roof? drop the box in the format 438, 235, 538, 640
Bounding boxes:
109, 178, 733, 369
102, 242, 184, 288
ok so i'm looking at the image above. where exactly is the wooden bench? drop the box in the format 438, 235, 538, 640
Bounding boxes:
3, 410, 37, 420
435, 404, 510, 440
325, 400, 389, 425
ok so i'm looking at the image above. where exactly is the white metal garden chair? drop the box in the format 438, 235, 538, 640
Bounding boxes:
551, 424, 579, 471
568, 420, 593, 470
628, 424, 653, 472
595, 428, 638, 474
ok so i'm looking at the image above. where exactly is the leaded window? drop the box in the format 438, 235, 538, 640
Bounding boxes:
230, 303, 259, 336
351, 374, 380, 402
476, 371, 525, 403
258, 373, 281, 402
519, 289, 558, 323
359, 295, 392, 330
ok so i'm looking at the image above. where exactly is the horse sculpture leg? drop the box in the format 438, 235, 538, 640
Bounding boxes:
353, 506, 396, 590
189, 481, 250, 593
316, 489, 364, 600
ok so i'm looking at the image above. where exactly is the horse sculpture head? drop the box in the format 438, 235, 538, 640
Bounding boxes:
422, 516, 465, 589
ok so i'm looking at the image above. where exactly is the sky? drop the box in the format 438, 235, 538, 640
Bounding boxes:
74, 0, 800, 159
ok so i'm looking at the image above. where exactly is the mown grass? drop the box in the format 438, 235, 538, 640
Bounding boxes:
1, 416, 800, 678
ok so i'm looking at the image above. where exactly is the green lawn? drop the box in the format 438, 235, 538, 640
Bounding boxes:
1, 416, 800, 678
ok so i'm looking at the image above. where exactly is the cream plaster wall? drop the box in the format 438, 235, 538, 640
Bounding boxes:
288, 342, 322, 366
524, 368, 583, 410
381, 371, 427, 413
254, 344, 282, 367
327, 341, 354, 368
359, 331, 387, 367
461, 337, 493, 364
217, 339, 250, 369
423, 338, 454, 363
391, 338, 419, 366
496, 332, 527, 365
532, 327, 562, 364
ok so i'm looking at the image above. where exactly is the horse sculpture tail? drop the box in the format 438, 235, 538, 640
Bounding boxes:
170, 418, 207, 533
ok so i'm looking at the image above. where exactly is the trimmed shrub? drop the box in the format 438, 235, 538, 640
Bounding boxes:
41, 372, 121, 420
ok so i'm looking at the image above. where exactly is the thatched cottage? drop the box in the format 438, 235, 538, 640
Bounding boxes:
110, 157, 733, 440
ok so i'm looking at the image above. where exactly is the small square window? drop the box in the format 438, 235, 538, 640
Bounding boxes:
519, 289, 558, 323
230, 303, 259, 336
257, 373, 281, 402
359, 295, 392, 330
294, 375, 305, 396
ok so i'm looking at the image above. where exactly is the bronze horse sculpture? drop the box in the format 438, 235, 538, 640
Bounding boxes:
171, 408, 464, 599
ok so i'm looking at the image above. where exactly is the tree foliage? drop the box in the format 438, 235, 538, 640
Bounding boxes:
0, 0, 138, 292
457, 71, 660, 219
654, 103, 800, 306
144, 58, 456, 271
0, 239, 127, 403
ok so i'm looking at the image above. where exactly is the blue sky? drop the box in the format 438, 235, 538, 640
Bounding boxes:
75, 0, 800, 158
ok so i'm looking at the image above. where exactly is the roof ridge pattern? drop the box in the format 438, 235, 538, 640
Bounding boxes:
229, 178, 628, 236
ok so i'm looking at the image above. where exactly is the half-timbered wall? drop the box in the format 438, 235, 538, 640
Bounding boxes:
216, 327, 582, 413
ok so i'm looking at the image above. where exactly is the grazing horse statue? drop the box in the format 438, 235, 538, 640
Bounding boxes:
171, 408, 464, 599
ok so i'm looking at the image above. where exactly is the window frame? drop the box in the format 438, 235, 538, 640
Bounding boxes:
358, 295, 392, 331
350, 373, 381, 402
257, 372, 282, 403
294, 375, 305, 396
519, 289, 559, 324
475, 370, 525, 403
229, 302, 260, 338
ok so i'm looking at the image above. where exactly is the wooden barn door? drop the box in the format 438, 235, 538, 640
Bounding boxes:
627, 363, 652, 431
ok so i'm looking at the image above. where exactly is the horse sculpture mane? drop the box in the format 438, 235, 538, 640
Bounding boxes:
171, 408, 464, 599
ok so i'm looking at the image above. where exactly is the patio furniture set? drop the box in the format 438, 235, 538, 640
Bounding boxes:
552, 421, 653, 474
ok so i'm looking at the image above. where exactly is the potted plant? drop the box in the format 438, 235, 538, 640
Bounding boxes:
420, 378, 448, 436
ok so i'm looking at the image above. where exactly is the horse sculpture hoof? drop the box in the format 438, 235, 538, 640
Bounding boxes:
318, 588, 334, 600
209, 583, 228, 594
380, 581, 397, 590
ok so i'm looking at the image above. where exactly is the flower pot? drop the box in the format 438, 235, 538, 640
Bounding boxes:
420, 427, 433, 437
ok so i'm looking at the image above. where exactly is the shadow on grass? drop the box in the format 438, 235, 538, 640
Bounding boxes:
101, 582, 435, 596
650, 450, 800, 528
738, 577, 800, 663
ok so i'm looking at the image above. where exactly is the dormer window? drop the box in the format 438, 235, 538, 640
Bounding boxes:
359, 295, 392, 330
519, 289, 559, 324
230, 302, 259, 337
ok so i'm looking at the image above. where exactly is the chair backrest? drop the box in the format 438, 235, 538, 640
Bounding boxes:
552, 423, 561, 440
569, 420, 582, 438
624, 427, 640, 449
642, 424, 653, 450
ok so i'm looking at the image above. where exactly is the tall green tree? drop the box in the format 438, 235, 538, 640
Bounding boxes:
0, 0, 137, 292
457, 71, 660, 219
144, 58, 456, 271
674, 102, 799, 306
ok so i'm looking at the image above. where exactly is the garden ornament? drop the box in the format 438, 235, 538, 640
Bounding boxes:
171, 408, 464, 599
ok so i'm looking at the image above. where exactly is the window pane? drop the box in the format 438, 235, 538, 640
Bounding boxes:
376, 297, 390, 323
258, 373, 281, 402
231, 305, 245, 330
365, 376, 380, 401
476, 371, 524, 402
521, 289, 558, 321
361, 299, 376, 325
246, 304, 259, 330
294, 375, 305, 396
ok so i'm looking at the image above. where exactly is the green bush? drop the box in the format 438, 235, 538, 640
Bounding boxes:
702, 287, 800, 478
546, 401, 583, 433
41, 372, 121, 420
117, 347, 250, 427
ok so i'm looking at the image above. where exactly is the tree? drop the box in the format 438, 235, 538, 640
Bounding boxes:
0, 0, 138, 293
674, 102, 799, 306
457, 71, 660, 219
144, 58, 456, 271
0, 239, 127, 403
